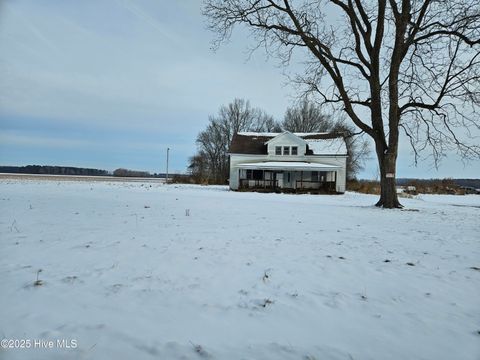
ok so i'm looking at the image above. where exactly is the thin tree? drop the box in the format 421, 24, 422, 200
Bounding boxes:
204, 0, 480, 208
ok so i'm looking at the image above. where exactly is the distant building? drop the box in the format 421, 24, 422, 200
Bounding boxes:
229, 131, 348, 193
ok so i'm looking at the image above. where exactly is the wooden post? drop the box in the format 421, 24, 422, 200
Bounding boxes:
334, 171, 337, 192
165, 147, 170, 184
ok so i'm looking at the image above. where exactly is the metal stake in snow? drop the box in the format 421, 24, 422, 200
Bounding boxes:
166, 147, 170, 184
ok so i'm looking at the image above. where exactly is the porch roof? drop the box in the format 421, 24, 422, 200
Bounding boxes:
237, 161, 341, 171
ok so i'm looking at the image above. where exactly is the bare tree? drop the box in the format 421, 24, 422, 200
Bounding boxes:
196, 121, 228, 183
192, 98, 280, 183
253, 111, 283, 132
188, 152, 210, 183
204, 0, 480, 208
283, 98, 333, 132
282, 99, 370, 179
331, 121, 371, 180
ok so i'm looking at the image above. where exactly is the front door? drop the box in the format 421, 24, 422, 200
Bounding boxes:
283, 171, 294, 189
275, 172, 283, 188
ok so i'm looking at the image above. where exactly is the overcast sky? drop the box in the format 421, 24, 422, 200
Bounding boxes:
0, 0, 478, 178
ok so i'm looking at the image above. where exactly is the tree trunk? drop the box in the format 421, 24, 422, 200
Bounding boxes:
375, 150, 403, 208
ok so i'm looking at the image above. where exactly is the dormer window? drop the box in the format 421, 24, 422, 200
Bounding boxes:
266, 132, 308, 156
274, 145, 299, 155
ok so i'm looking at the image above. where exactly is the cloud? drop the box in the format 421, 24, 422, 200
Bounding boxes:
1, 0, 477, 176
0, 132, 94, 149
114, 0, 180, 45
0, 0, 290, 127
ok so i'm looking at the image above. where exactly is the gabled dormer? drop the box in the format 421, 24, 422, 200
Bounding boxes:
265, 131, 307, 157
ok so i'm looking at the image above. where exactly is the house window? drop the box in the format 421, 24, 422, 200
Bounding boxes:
291, 146, 298, 155
246, 169, 263, 180
311, 171, 327, 182
283, 146, 290, 155
275, 146, 282, 155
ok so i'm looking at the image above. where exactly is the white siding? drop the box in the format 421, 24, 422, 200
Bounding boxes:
229, 154, 264, 190
229, 154, 347, 193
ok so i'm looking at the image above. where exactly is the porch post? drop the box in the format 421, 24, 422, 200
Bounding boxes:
334, 171, 337, 192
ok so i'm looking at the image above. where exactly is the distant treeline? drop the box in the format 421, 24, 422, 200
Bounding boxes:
112, 169, 189, 179
397, 178, 480, 189
0, 165, 184, 179
0, 165, 109, 176
348, 178, 480, 195
112, 168, 151, 177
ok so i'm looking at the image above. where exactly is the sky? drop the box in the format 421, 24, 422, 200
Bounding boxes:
0, 0, 479, 178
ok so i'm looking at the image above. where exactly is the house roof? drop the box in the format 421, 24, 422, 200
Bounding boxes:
304, 138, 347, 155
236, 161, 341, 171
230, 132, 347, 155
264, 131, 307, 145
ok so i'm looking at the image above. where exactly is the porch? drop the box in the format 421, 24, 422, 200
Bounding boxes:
236, 161, 340, 193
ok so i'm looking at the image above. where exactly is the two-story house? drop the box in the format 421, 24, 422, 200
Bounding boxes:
229, 131, 348, 193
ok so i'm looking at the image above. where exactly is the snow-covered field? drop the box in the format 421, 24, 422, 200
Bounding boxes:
1, 179, 479, 360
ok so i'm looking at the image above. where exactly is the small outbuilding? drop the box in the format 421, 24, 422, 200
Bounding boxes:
229, 131, 348, 193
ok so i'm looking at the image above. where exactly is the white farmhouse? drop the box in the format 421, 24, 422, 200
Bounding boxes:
229, 131, 348, 193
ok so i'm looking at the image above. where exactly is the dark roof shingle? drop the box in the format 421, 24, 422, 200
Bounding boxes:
229, 132, 345, 155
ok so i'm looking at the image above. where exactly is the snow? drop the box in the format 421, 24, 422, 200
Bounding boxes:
237, 131, 282, 137
237, 161, 340, 170
237, 132, 329, 137
1, 179, 479, 360
305, 138, 348, 155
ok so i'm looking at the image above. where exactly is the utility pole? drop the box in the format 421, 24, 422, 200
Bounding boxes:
165, 147, 170, 184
